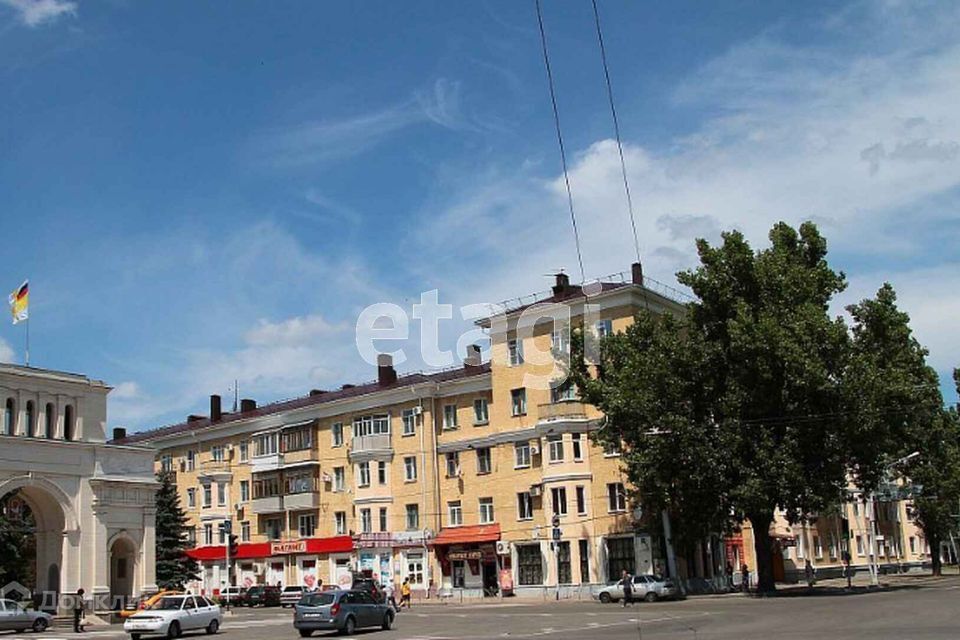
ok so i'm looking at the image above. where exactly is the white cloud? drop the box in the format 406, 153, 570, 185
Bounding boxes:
111, 381, 141, 400
1, 0, 75, 27
245, 314, 349, 348
0, 338, 14, 363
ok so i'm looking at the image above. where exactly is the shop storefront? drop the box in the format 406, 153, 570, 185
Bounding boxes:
354, 532, 394, 586
432, 524, 501, 597
392, 530, 432, 594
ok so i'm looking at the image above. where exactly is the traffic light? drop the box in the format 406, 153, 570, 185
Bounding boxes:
228, 534, 239, 557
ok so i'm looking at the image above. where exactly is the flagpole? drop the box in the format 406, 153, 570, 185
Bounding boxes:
25, 318, 30, 367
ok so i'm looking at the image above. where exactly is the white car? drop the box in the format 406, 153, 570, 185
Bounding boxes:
123, 594, 222, 640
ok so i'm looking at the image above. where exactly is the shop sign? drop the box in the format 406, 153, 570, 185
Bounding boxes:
448, 550, 483, 561
354, 532, 393, 548
270, 540, 307, 555
392, 530, 427, 546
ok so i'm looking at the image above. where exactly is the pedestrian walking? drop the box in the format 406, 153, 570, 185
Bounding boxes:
400, 578, 412, 609
384, 581, 399, 612
72, 588, 85, 633
726, 562, 735, 591
804, 559, 816, 588
619, 570, 633, 607
740, 564, 750, 593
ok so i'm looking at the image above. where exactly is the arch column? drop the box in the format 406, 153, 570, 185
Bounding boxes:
142, 507, 158, 594
91, 507, 111, 602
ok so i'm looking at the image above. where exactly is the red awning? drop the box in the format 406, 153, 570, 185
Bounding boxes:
186, 536, 353, 561
431, 524, 501, 546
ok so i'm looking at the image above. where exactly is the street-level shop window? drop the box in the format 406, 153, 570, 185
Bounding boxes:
448, 501, 463, 526
299, 514, 317, 538
578, 539, 590, 583
517, 544, 543, 585
452, 561, 466, 588
517, 492, 533, 520
331, 422, 344, 447
479, 497, 495, 524
335, 511, 347, 535
557, 541, 571, 584
360, 508, 372, 534
407, 553, 424, 587
551, 487, 567, 516
606, 537, 635, 580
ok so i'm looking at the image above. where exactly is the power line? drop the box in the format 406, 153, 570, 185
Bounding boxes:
535, 0, 586, 284
591, 0, 641, 264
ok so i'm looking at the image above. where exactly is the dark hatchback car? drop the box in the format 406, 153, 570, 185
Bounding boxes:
293, 590, 394, 636
241, 585, 281, 607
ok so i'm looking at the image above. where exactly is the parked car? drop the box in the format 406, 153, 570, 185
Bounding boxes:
0, 599, 53, 633
216, 587, 246, 606
349, 577, 382, 603
280, 586, 305, 607
123, 594, 221, 640
120, 591, 182, 619
240, 585, 281, 607
293, 590, 393, 637
596, 574, 679, 603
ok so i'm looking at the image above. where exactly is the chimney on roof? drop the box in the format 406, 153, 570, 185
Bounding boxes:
378, 353, 398, 386
464, 344, 482, 370
631, 261, 644, 286
552, 271, 573, 298
309, 389, 327, 397
210, 395, 222, 422
112, 427, 127, 441
187, 414, 205, 423
240, 398, 257, 413
341, 383, 356, 390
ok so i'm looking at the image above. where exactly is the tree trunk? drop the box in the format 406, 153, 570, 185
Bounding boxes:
749, 512, 777, 594
930, 531, 942, 576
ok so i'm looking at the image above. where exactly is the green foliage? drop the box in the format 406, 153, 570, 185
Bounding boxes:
155, 471, 200, 590
0, 494, 35, 587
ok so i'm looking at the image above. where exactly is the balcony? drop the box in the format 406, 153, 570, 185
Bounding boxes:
250, 495, 283, 514
284, 492, 321, 511
281, 448, 321, 467
198, 460, 232, 479
538, 401, 588, 422
350, 433, 393, 460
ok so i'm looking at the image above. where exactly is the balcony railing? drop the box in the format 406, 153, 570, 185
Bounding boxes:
199, 460, 232, 475
250, 495, 283, 514
281, 448, 321, 465
351, 433, 392, 454
538, 401, 588, 422
283, 492, 321, 511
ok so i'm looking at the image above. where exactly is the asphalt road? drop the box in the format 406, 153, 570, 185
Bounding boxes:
11, 575, 959, 640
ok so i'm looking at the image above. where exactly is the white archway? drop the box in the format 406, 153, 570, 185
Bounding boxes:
0, 475, 79, 531
107, 531, 139, 609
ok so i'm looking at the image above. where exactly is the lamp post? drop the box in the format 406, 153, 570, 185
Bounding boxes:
868, 452, 920, 587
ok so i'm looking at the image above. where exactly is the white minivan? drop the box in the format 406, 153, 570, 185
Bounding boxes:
123, 594, 222, 640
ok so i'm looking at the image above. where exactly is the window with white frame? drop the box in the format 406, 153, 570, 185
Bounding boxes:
443, 404, 458, 429
253, 433, 278, 457
473, 398, 489, 425
202, 484, 212, 508
479, 497, 495, 524
402, 409, 417, 436
445, 451, 460, 477
333, 466, 345, 492
161, 455, 173, 472
360, 508, 372, 533
476, 447, 492, 474
517, 492, 533, 520
595, 319, 613, 338
551, 487, 567, 516
607, 483, 626, 512
299, 513, 317, 538
331, 422, 344, 447
551, 327, 570, 353
511, 388, 527, 416
404, 456, 417, 482
515, 442, 531, 468
239, 442, 249, 462
405, 504, 419, 530
856, 535, 865, 556
603, 438, 621, 457
186, 527, 197, 546
379, 507, 388, 532
217, 482, 227, 506
335, 511, 347, 535
353, 414, 390, 437
357, 462, 371, 487
241, 521, 251, 542
814, 535, 823, 559
548, 435, 564, 462
203, 524, 213, 545
211, 445, 226, 462
239, 480, 249, 502
571, 433, 583, 461
551, 379, 577, 403
448, 501, 463, 526
186, 450, 196, 471
508, 338, 524, 366
187, 488, 196, 508
219, 523, 227, 544
909, 536, 917, 554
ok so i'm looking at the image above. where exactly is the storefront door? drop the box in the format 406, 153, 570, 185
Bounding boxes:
481, 561, 499, 596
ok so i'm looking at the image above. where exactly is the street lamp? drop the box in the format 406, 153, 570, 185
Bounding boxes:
868, 452, 920, 586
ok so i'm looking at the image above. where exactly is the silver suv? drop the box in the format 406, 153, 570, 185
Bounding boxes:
293, 590, 393, 636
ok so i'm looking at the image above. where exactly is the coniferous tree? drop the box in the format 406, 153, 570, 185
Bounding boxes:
155, 471, 199, 590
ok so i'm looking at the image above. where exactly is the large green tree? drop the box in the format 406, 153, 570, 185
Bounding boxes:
0, 493, 35, 588
155, 471, 200, 590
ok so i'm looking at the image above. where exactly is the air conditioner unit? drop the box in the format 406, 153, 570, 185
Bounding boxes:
496, 541, 511, 556
235, 504, 243, 513
530, 484, 542, 497
530, 443, 540, 455
412, 406, 423, 416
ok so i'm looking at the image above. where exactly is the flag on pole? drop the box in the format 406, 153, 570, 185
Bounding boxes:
8, 280, 28, 325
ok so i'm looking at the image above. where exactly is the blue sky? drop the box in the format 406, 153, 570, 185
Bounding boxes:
1, 0, 958, 430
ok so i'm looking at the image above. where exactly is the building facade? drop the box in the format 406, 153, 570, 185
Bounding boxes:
0, 364, 157, 612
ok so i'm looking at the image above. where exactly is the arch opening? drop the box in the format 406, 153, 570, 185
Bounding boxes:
109, 535, 137, 609
0, 485, 66, 613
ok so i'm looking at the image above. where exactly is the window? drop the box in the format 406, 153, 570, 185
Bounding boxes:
286, 471, 315, 494
185, 527, 197, 546
333, 467, 345, 492
511, 388, 527, 416
603, 439, 621, 457
357, 462, 371, 487
578, 539, 590, 583
856, 535, 865, 556
282, 426, 313, 452
551, 327, 570, 353
203, 484, 212, 508
551, 487, 567, 516
479, 497, 495, 524
548, 435, 564, 462
402, 409, 417, 436
253, 475, 280, 499
448, 501, 463, 526
218, 525, 226, 544
852, 502, 860, 517
517, 492, 533, 520
360, 508, 372, 534
814, 535, 823, 559
606, 537, 635, 580
239, 480, 249, 502
63, 404, 74, 440
331, 422, 344, 447
406, 504, 420, 530
379, 507, 388, 532
3, 399, 14, 436
43, 404, 54, 438
571, 433, 583, 461
476, 447, 492, 474
517, 544, 543, 585
909, 536, 917, 554
473, 399, 489, 425
186, 450, 196, 471
557, 541, 571, 584
607, 483, 626, 512
406, 553, 424, 587
160, 454, 173, 473
404, 456, 418, 482
828, 534, 838, 559
264, 517, 281, 540
187, 488, 196, 508
253, 433, 278, 457
217, 482, 227, 506
508, 338, 524, 366
595, 319, 613, 338
515, 442, 531, 468
445, 452, 460, 477
575, 486, 587, 515
299, 514, 317, 538
335, 511, 347, 535
443, 405, 458, 429
203, 524, 213, 546
377, 461, 387, 485
211, 445, 225, 462
353, 414, 390, 437
241, 521, 251, 542
239, 442, 249, 462
551, 380, 577, 403
25, 401, 34, 436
